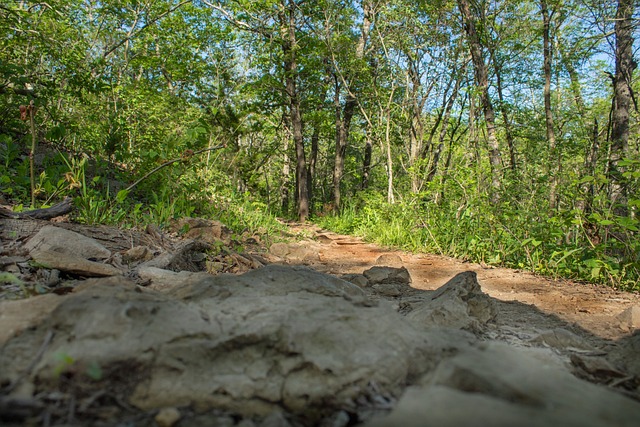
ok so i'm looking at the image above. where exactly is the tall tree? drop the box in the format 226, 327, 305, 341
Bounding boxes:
204, 0, 311, 221
457, 0, 503, 203
609, 0, 637, 215
541, 0, 560, 211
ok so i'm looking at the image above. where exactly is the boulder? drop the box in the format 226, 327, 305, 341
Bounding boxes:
0, 265, 453, 423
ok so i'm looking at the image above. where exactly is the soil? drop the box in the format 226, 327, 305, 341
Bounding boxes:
292, 223, 640, 341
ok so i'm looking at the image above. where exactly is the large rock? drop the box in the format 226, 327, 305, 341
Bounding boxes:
23, 225, 121, 277
366, 342, 640, 427
0, 265, 453, 423
24, 225, 111, 260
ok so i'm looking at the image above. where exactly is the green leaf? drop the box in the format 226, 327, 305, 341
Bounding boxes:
85, 361, 103, 381
116, 189, 130, 203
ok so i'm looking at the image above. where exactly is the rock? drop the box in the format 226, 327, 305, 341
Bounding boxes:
139, 239, 211, 272
616, 306, 640, 331
406, 271, 496, 331
269, 242, 321, 264
608, 331, 640, 379
0, 256, 29, 268
24, 225, 111, 260
260, 410, 292, 427
0, 294, 63, 345
137, 266, 206, 290
341, 273, 369, 288
171, 218, 230, 244
366, 342, 640, 427
269, 242, 290, 258
155, 407, 182, 427
123, 246, 155, 263
30, 249, 122, 277
375, 254, 403, 268
363, 266, 411, 285
530, 329, 599, 353
0, 265, 448, 423
371, 284, 403, 297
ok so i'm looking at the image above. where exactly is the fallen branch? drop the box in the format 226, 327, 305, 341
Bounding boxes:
123, 145, 226, 193
0, 197, 73, 220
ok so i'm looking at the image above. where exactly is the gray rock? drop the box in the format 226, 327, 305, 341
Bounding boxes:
24, 225, 111, 260
269, 242, 290, 258
375, 254, 403, 267
363, 266, 411, 285
30, 249, 122, 277
407, 271, 496, 331
366, 342, 640, 427
0, 265, 447, 423
616, 306, 640, 331
341, 273, 370, 288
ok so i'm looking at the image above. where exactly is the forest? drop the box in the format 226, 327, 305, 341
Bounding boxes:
1, 0, 638, 290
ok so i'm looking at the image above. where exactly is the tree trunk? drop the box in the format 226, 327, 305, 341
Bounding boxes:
308, 121, 320, 213
541, 0, 559, 212
281, 136, 291, 214
362, 125, 373, 190
489, 50, 517, 173
331, 1, 371, 211
281, 0, 308, 222
332, 81, 356, 211
457, 0, 502, 203
427, 67, 463, 183
384, 86, 396, 204
609, 0, 637, 215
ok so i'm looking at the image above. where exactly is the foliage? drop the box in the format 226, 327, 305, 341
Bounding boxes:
0, 0, 638, 291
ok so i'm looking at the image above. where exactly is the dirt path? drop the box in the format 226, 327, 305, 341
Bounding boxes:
291, 223, 640, 341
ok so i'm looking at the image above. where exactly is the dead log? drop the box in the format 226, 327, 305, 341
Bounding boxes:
0, 197, 73, 220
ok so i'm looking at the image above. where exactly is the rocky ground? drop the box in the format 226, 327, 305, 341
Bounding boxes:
0, 216, 639, 427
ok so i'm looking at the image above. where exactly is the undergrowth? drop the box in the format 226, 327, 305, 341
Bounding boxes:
315, 192, 640, 292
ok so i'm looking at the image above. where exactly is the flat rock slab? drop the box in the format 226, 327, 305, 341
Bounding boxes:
30, 249, 122, 277
24, 225, 111, 260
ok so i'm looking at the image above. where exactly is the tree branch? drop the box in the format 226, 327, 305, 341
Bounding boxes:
102, 0, 193, 60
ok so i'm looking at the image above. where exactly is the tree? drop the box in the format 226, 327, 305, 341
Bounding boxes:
457, 0, 503, 203
203, 0, 312, 221
541, 0, 560, 211
609, 0, 637, 215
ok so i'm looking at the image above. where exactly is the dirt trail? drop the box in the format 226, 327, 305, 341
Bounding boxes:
292, 223, 640, 341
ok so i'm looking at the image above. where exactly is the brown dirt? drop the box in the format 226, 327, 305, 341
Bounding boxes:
291, 223, 640, 341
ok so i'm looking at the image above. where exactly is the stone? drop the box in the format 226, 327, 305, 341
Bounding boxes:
0, 266, 447, 424
24, 225, 111, 260
375, 254, 403, 268
616, 305, 640, 331
0, 294, 63, 345
123, 246, 155, 263
269, 242, 290, 258
171, 218, 230, 244
406, 271, 496, 331
530, 329, 599, 353
155, 407, 182, 427
30, 249, 122, 277
366, 342, 640, 427
341, 273, 369, 288
363, 266, 411, 285
137, 266, 206, 290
